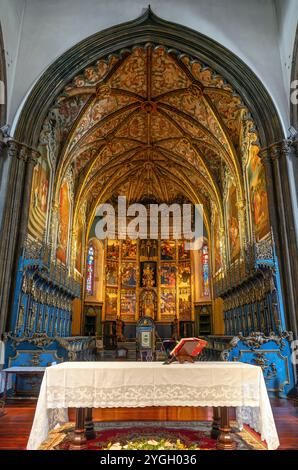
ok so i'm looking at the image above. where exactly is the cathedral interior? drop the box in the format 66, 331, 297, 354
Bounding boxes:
0, 1, 297, 452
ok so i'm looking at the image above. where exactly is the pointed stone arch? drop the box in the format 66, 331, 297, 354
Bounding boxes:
1, 7, 297, 338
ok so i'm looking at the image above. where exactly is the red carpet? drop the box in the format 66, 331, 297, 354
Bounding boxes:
40, 422, 267, 450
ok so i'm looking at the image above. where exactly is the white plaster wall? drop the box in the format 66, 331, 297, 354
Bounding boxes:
0, 0, 292, 134
0, 0, 26, 125
274, 1, 298, 238
274, 0, 298, 110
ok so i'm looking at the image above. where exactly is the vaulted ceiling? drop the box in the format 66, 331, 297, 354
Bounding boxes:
41, 44, 256, 233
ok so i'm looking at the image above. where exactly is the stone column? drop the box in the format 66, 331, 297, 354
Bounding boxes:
18, 149, 40, 249
0, 128, 10, 229
0, 140, 39, 336
260, 140, 298, 338
0, 130, 6, 155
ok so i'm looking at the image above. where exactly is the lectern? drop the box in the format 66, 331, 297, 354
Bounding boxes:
165, 337, 207, 364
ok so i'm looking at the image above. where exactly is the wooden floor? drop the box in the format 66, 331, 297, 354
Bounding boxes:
0, 398, 297, 450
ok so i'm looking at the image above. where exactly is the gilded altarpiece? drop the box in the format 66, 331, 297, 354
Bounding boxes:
102, 239, 196, 323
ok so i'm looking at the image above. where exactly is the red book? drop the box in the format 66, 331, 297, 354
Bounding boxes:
170, 337, 208, 358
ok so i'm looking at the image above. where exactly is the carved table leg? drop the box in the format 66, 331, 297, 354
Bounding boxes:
85, 407, 96, 440
69, 408, 87, 450
211, 406, 221, 439
216, 407, 236, 450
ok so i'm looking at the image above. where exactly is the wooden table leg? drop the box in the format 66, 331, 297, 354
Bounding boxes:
3, 372, 8, 403
216, 406, 236, 450
211, 406, 221, 439
69, 408, 87, 450
85, 408, 95, 440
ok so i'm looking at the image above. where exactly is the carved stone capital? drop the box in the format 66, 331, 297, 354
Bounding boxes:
0, 125, 10, 152
19, 145, 30, 162
7, 140, 21, 159
28, 148, 41, 166
6, 139, 40, 163
261, 139, 296, 163
0, 135, 7, 153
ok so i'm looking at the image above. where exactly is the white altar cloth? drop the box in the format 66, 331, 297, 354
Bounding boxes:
27, 361, 279, 450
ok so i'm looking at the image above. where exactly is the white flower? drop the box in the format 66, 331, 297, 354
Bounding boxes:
147, 440, 158, 445
109, 443, 122, 450
164, 441, 173, 447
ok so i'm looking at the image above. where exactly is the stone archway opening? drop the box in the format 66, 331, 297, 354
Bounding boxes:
1, 7, 297, 349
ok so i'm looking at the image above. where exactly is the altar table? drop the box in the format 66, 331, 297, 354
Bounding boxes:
27, 361, 279, 450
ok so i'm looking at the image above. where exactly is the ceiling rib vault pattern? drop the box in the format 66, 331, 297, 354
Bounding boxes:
49, 44, 256, 230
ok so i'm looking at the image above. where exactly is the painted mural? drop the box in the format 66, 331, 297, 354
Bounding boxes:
56, 180, 70, 264
160, 241, 176, 260
75, 225, 83, 272
122, 239, 137, 259
107, 240, 119, 260
247, 147, 270, 242
121, 263, 137, 287
178, 264, 191, 287
28, 150, 50, 240
105, 287, 118, 320
178, 288, 191, 320
75, 212, 84, 273
106, 262, 118, 286
120, 289, 136, 318
160, 288, 176, 317
178, 241, 190, 260
227, 184, 240, 261
213, 209, 222, 272
160, 265, 176, 287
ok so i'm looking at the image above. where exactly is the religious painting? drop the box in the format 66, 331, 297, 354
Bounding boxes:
178, 288, 191, 320
107, 240, 119, 260
140, 240, 157, 259
120, 289, 136, 318
56, 180, 71, 264
160, 289, 176, 317
106, 262, 118, 286
160, 265, 176, 287
28, 151, 50, 240
178, 264, 191, 287
160, 241, 176, 261
247, 147, 270, 242
226, 184, 240, 261
178, 241, 190, 260
121, 239, 137, 259
105, 288, 118, 320
75, 212, 84, 273
141, 262, 157, 287
213, 210, 221, 273
75, 225, 83, 272
121, 263, 137, 287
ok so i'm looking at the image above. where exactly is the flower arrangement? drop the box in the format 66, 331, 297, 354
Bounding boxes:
106, 438, 199, 450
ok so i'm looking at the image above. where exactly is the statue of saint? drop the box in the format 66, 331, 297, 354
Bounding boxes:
142, 291, 156, 319
142, 265, 155, 287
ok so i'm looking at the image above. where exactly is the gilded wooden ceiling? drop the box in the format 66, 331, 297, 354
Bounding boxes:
45, 44, 257, 232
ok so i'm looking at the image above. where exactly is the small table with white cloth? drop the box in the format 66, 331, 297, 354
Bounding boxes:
27, 361, 280, 450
